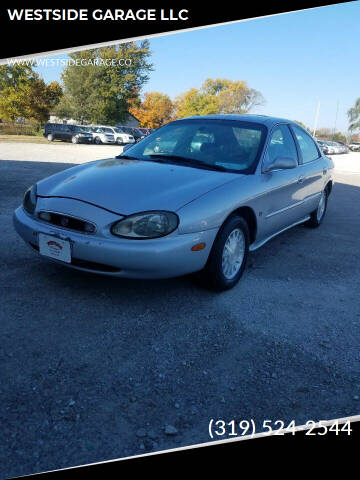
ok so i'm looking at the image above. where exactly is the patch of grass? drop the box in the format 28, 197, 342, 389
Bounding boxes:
0, 135, 54, 144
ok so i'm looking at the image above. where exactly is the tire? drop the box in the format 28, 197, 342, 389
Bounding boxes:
94, 137, 102, 145
72, 136, 79, 144
305, 188, 328, 228
117, 138, 123, 145
47, 134, 53, 142
200, 216, 250, 291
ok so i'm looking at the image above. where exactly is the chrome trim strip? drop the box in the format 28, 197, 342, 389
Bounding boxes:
265, 200, 304, 219
265, 191, 321, 219
249, 216, 310, 251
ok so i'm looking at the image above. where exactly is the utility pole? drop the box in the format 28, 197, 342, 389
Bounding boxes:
332, 100, 339, 140
313, 100, 320, 137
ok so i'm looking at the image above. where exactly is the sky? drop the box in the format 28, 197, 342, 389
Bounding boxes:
35, 2, 360, 133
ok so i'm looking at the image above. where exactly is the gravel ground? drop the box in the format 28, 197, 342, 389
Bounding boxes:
1, 144, 360, 478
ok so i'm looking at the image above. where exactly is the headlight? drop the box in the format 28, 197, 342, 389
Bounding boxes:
111, 211, 179, 239
23, 184, 37, 215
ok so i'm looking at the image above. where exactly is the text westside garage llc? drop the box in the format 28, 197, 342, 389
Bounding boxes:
7, 8, 190, 22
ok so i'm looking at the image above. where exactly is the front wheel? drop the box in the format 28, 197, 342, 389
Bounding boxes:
305, 188, 328, 228
72, 136, 79, 144
117, 138, 123, 145
94, 137, 102, 145
200, 216, 249, 291
47, 134, 53, 142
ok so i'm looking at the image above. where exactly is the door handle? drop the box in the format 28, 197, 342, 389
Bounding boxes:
297, 176, 305, 184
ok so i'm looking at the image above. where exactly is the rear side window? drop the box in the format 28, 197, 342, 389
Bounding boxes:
292, 125, 320, 163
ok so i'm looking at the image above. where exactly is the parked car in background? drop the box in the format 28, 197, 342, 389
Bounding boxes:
316, 140, 330, 155
44, 123, 93, 144
324, 141, 336, 155
318, 141, 343, 155
137, 127, 153, 137
15, 115, 334, 291
331, 142, 342, 154
336, 142, 349, 154
118, 126, 147, 142
349, 142, 360, 151
109, 127, 136, 145
88, 126, 116, 145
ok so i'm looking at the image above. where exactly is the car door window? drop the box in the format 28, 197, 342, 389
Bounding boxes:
292, 126, 320, 163
263, 125, 298, 171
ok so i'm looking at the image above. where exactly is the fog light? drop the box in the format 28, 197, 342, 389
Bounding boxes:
191, 243, 206, 251
84, 223, 96, 233
39, 212, 51, 221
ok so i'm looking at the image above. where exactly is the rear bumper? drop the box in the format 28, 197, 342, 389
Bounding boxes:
13, 206, 218, 279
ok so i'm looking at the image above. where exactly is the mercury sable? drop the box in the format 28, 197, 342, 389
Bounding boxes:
13, 115, 334, 290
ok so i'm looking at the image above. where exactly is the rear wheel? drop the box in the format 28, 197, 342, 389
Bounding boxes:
306, 188, 328, 228
72, 136, 79, 144
200, 216, 249, 291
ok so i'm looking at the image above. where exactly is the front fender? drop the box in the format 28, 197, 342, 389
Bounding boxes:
177, 175, 258, 234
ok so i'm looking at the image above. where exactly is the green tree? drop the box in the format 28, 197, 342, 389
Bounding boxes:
332, 132, 346, 143
348, 98, 360, 132
129, 92, 174, 128
316, 128, 346, 142
174, 78, 265, 119
174, 88, 219, 118
55, 42, 153, 125
0, 64, 62, 123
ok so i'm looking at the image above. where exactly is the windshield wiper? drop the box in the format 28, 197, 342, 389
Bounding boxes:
115, 154, 138, 159
147, 154, 228, 172
115, 154, 178, 164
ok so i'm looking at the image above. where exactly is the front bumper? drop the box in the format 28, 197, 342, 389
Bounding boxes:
78, 136, 93, 144
13, 206, 217, 279
102, 137, 116, 144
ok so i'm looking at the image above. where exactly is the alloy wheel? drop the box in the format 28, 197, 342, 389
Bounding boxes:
221, 228, 245, 280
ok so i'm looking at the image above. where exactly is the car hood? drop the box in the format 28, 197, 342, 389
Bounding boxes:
37, 157, 240, 215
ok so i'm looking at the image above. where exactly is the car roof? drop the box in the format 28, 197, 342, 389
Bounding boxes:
172, 114, 298, 128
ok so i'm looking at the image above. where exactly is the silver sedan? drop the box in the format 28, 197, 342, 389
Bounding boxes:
13, 115, 334, 291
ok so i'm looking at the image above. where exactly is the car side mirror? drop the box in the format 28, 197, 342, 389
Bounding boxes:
263, 156, 297, 173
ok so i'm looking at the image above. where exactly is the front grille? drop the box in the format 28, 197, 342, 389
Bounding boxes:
38, 212, 96, 234
106, 135, 114, 139
29, 242, 121, 273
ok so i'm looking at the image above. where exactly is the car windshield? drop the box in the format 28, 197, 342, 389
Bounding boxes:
121, 119, 267, 173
